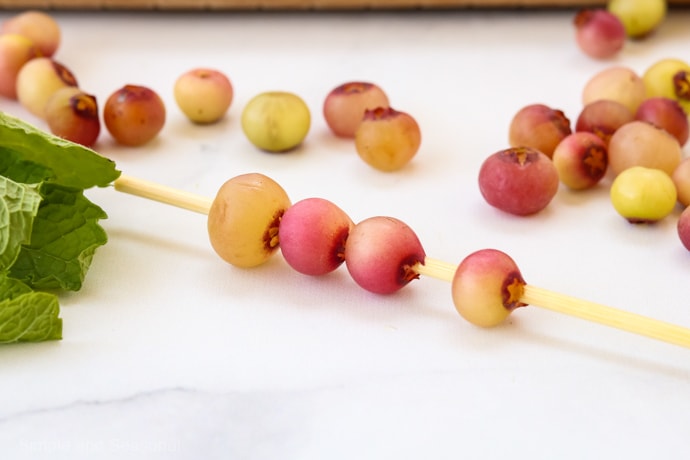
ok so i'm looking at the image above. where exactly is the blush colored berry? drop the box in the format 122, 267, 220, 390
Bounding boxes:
508, 103, 571, 158
478, 147, 560, 216
552, 132, 608, 190
279, 197, 354, 276
344, 216, 425, 295
575, 99, 634, 145
573, 9, 626, 59
323, 81, 389, 138
451, 249, 527, 328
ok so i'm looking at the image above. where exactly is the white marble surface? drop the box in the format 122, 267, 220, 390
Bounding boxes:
1, 7, 690, 459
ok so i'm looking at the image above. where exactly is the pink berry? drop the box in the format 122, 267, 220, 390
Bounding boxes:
634, 97, 689, 146
279, 198, 354, 276
344, 216, 426, 295
573, 9, 626, 59
575, 99, 634, 145
552, 132, 608, 190
451, 249, 527, 328
478, 147, 560, 216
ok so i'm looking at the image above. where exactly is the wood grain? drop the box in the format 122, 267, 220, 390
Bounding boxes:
0, 0, 689, 10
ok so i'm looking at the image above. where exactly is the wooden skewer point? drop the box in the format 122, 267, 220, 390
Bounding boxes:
113, 174, 690, 349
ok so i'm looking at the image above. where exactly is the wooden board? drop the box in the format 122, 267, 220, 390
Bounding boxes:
0, 0, 688, 10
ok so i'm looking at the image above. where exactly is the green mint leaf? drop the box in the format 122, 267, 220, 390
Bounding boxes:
0, 151, 53, 184
9, 183, 108, 291
0, 176, 42, 271
0, 111, 120, 189
0, 275, 61, 343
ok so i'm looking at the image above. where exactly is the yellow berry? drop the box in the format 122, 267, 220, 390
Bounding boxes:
610, 166, 677, 223
608, 0, 666, 39
241, 91, 310, 153
642, 58, 690, 115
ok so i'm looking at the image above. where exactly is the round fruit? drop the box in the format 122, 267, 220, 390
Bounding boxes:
0, 34, 39, 99
478, 147, 560, 216
44, 87, 100, 147
608, 0, 666, 39
279, 197, 353, 276
642, 58, 690, 114
508, 103, 571, 158
323, 81, 389, 138
354, 106, 421, 172
15, 57, 78, 119
581, 66, 647, 114
607, 120, 682, 177
634, 97, 689, 146
610, 166, 677, 223
344, 216, 426, 295
207, 173, 291, 268
575, 99, 634, 145
0, 10, 61, 57
173, 68, 233, 124
552, 132, 608, 190
573, 9, 626, 59
241, 91, 311, 153
103, 84, 166, 146
451, 248, 527, 328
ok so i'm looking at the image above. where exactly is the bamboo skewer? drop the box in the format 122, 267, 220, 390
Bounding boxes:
112, 174, 690, 349
114, 174, 213, 215
521, 286, 690, 348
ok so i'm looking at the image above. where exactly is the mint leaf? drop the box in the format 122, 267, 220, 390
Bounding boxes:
0, 151, 53, 184
10, 183, 108, 291
0, 111, 120, 189
0, 176, 42, 271
0, 275, 61, 343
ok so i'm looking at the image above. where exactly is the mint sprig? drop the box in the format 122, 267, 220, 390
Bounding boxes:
0, 112, 121, 344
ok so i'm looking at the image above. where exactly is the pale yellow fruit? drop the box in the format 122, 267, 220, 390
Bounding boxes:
241, 91, 311, 152
16, 57, 77, 118
608, 0, 666, 38
174, 68, 233, 124
642, 58, 690, 114
610, 166, 677, 223
207, 173, 291, 268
